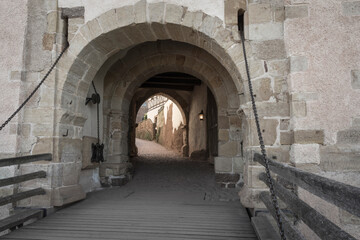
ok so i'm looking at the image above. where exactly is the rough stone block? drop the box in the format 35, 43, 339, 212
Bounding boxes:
285, 5, 309, 19
342, 1, 360, 16
233, 157, 245, 173
290, 55, 308, 72
266, 146, 291, 163
61, 7, 84, 19
280, 131, 294, 145
42, 33, 55, 51
215, 157, 233, 172
148, 2, 165, 23
291, 101, 306, 118
294, 130, 324, 144
250, 119, 278, 146
320, 145, 360, 171
219, 141, 238, 157
251, 39, 286, 60
290, 144, 320, 165
134, 0, 146, 23
291, 92, 318, 101
97, 9, 118, 33
239, 185, 266, 208
165, 4, 183, 24
53, 184, 86, 206
248, 22, 283, 41
219, 129, 230, 142
62, 162, 81, 186
257, 102, 290, 117
280, 119, 290, 130
351, 70, 360, 89
267, 59, 290, 76
252, 78, 272, 101
248, 4, 272, 24
337, 129, 360, 144
224, 0, 247, 25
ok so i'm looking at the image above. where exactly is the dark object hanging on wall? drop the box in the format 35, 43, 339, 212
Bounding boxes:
91, 143, 104, 163
87, 81, 105, 163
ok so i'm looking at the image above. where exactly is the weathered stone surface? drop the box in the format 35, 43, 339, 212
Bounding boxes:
215, 157, 233, 172
218, 129, 230, 142
215, 173, 240, 183
337, 129, 360, 144
280, 119, 290, 130
249, 119, 278, 146
267, 59, 289, 76
61, 7, 85, 19
294, 130, 324, 144
233, 157, 245, 173
291, 101, 306, 118
290, 55, 308, 72
280, 131, 294, 145
351, 70, 360, 89
248, 22, 284, 41
285, 5, 309, 19
42, 33, 55, 50
266, 146, 291, 163
62, 162, 81, 186
248, 4, 272, 24
342, 1, 360, 16
99, 162, 133, 177
165, 4, 183, 24
251, 39, 286, 60
32, 138, 52, 154
224, 0, 246, 25
257, 102, 290, 117
290, 144, 320, 165
219, 141, 238, 157
53, 185, 86, 206
252, 78, 272, 101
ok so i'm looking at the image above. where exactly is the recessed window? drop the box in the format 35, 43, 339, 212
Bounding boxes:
238, 9, 245, 32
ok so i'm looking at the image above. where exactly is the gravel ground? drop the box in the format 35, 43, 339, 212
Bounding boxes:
131, 138, 240, 202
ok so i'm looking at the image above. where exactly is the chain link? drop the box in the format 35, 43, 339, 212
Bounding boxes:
239, 31, 286, 239
91, 81, 100, 143
0, 44, 69, 132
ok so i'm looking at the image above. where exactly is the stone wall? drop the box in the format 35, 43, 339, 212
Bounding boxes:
136, 119, 155, 141
156, 102, 184, 154
0, 0, 28, 224
284, 0, 360, 238
188, 83, 208, 158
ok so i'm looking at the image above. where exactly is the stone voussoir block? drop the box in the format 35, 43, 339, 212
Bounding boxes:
116, 5, 135, 27
148, 2, 165, 23
165, 4, 184, 24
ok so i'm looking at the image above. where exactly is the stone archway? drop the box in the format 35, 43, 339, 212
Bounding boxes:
129, 89, 190, 158
50, 2, 251, 206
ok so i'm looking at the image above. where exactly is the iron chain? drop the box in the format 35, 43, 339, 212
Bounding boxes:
0, 44, 69, 132
239, 31, 286, 239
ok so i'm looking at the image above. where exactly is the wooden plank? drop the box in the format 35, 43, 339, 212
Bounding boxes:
251, 216, 280, 240
259, 173, 357, 240
0, 154, 52, 167
259, 192, 306, 240
0, 188, 45, 207
0, 171, 47, 187
0, 209, 44, 232
254, 153, 360, 218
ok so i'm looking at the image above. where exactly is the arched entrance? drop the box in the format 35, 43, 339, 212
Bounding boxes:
48, 3, 251, 206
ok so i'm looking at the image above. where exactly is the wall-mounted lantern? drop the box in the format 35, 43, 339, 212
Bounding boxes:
199, 110, 204, 121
